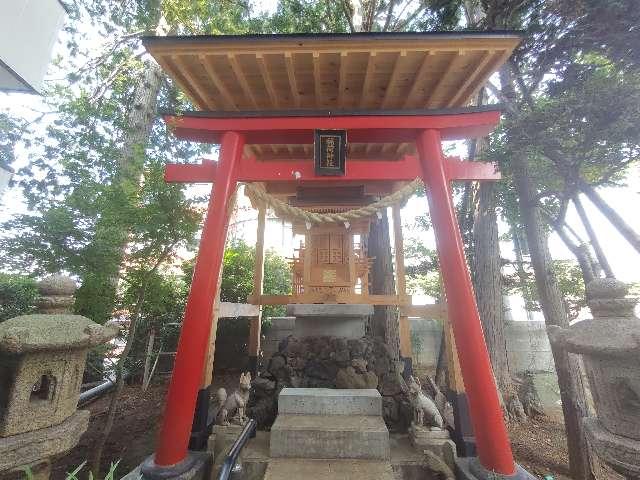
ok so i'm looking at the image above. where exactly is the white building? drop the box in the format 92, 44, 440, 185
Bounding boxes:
0, 0, 66, 93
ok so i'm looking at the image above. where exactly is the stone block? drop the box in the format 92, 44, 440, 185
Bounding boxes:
268, 317, 296, 330
278, 388, 382, 416
0, 410, 89, 472
270, 414, 389, 460
0, 350, 86, 437
209, 424, 244, 466
285, 304, 372, 339
408, 424, 456, 470
263, 458, 394, 480
286, 304, 374, 318
584, 417, 640, 479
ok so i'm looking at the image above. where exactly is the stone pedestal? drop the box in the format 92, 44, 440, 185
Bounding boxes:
209, 424, 244, 466
408, 424, 456, 470
285, 304, 373, 339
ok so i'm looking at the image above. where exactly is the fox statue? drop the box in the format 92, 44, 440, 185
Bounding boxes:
216, 372, 252, 426
408, 375, 444, 430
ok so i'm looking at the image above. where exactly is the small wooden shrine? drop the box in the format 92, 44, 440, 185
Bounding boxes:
245, 180, 412, 305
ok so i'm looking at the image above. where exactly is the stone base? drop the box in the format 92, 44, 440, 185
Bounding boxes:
286, 304, 372, 339
0, 410, 89, 472
208, 424, 245, 466
584, 417, 640, 479
270, 414, 390, 460
455, 457, 536, 480
132, 451, 211, 480
408, 424, 456, 470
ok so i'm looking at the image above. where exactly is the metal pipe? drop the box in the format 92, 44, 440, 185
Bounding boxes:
78, 377, 116, 406
217, 419, 257, 480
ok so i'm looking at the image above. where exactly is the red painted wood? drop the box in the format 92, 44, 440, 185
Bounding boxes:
164, 110, 501, 144
164, 156, 498, 184
237, 156, 422, 182
416, 129, 515, 475
446, 159, 500, 180
154, 132, 245, 467
165, 159, 217, 183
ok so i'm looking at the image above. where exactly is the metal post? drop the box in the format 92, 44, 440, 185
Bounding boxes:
153, 132, 245, 468
416, 129, 515, 475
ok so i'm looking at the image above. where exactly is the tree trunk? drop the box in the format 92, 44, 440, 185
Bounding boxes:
473, 179, 526, 421
511, 152, 599, 480
553, 223, 597, 284
501, 66, 600, 479
369, 208, 399, 360
578, 179, 640, 254
572, 194, 614, 278
75, 61, 164, 322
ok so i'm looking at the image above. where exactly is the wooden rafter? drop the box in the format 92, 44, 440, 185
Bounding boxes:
312, 52, 322, 107
359, 51, 377, 108
256, 53, 279, 108
338, 52, 348, 107
446, 51, 493, 107
462, 48, 515, 106
403, 51, 432, 108
167, 55, 214, 109
381, 50, 407, 108
284, 52, 301, 107
226, 54, 259, 109
198, 54, 238, 110
424, 51, 464, 108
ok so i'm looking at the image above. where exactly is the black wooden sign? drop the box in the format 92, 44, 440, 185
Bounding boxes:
314, 129, 347, 176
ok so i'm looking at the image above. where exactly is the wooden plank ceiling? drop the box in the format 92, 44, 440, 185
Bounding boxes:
144, 32, 520, 160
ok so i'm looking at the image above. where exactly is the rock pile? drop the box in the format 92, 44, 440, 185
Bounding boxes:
248, 335, 413, 432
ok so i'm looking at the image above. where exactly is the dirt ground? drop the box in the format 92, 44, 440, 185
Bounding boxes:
51, 374, 620, 480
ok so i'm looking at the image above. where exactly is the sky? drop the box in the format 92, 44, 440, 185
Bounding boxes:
1, 0, 639, 321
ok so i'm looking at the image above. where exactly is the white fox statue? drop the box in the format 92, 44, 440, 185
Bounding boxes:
216, 372, 252, 426
408, 375, 444, 430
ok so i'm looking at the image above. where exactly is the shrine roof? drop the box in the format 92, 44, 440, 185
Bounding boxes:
143, 31, 520, 160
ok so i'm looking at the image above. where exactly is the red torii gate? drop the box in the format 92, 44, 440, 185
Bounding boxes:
152, 109, 514, 476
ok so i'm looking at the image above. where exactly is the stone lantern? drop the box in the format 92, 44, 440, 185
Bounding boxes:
0, 275, 119, 479
549, 278, 640, 479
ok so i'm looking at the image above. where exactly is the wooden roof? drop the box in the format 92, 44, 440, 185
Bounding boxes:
143, 32, 520, 160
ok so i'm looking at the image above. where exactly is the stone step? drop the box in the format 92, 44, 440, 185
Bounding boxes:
263, 458, 394, 480
269, 414, 390, 460
278, 388, 382, 416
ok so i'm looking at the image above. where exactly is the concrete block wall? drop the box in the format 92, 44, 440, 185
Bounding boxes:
407, 318, 555, 375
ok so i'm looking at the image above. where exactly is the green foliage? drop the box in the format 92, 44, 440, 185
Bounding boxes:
265, 0, 350, 33
22, 459, 119, 480
0, 274, 38, 322
403, 237, 443, 301
504, 258, 586, 321
219, 239, 292, 318
0, 113, 24, 172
